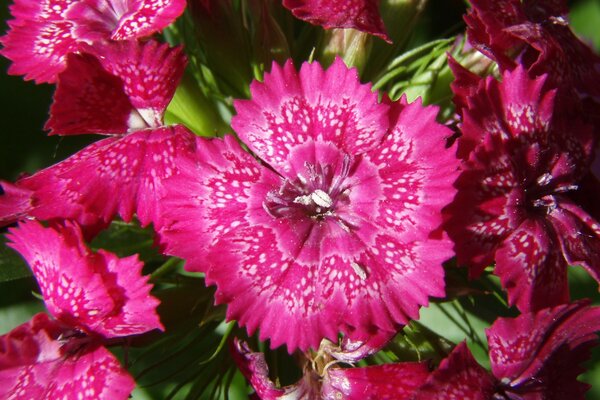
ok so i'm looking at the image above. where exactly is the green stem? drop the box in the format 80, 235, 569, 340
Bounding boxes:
150, 257, 182, 280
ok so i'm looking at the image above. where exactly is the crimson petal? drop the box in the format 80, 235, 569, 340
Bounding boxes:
282, 0, 390, 41
412, 342, 495, 400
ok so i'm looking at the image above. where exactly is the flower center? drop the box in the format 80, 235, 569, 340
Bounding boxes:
525, 172, 578, 214
263, 155, 353, 222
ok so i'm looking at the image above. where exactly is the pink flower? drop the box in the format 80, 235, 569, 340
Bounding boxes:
282, 0, 390, 42
0, 220, 163, 399
413, 301, 600, 399
0, 0, 186, 83
231, 338, 430, 400
159, 58, 458, 352
445, 66, 600, 312
0, 39, 200, 230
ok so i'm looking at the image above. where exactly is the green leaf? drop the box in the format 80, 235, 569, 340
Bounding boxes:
570, 0, 600, 52
90, 220, 163, 264
372, 38, 456, 108
0, 236, 32, 283
418, 299, 491, 369
164, 73, 231, 138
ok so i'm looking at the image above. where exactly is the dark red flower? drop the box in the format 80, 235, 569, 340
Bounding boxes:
445, 66, 599, 312
413, 301, 600, 400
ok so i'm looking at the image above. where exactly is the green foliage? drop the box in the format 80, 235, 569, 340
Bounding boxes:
0, 236, 31, 283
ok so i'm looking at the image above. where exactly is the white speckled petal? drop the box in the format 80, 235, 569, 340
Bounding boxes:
0, 19, 79, 83
486, 301, 600, 397
232, 58, 389, 177
494, 218, 569, 312
0, 313, 136, 400
7, 220, 163, 338
84, 40, 187, 125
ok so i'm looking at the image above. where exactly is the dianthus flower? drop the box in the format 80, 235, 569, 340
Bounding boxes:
282, 0, 390, 42
445, 66, 599, 312
159, 58, 459, 352
412, 301, 600, 399
0, 0, 186, 83
0, 220, 162, 399
464, 0, 600, 103
0, 39, 199, 230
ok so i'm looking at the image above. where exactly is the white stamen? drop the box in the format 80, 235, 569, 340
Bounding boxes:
311, 189, 333, 208
293, 194, 313, 205
351, 262, 367, 280
536, 173, 552, 186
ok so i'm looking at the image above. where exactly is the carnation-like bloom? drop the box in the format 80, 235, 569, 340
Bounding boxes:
232, 338, 430, 400
159, 58, 458, 352
0, 220, 163, 399
445, 66, 599, 312
0, 0, 186, 83
413, 301, 600, 399
464, 0, 600, 102
282, 0, 390, 42
0, 39, 199, 230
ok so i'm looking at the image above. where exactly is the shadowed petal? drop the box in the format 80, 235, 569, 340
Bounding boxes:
494, 218, 569, 312
282, 0, 389, 41
322, 363, 430, 400
46, 52, 134, 136
487, 301, 600, 398
231, 339, 318, 400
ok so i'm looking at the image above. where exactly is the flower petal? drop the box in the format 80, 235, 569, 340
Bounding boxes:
494, 218, 569, 312
0, 19, 79, 83
8, 0, 78, 20
231, 339, 318, 400
322, 362, 430, 400
549, 201, 600, 284
324, 330, 395, 363
85, 40, 187, 125
46, 52, 134, 136
41, 126, 199, 227
0, 313, 135, 400
282, 0, 389, 41
487, 301, 600, 397
0, 181, 33, 228
7, 221, 162, 338
232, 59, 388, 177
68, 0, 186, 41
412, 342, 495, 399
159, 134, 273, 270
457, 66, 554, 159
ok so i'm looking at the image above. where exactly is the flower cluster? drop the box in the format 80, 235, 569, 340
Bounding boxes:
0, 0, 599, 399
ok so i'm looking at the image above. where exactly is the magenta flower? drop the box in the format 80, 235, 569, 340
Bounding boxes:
413, 301, 600, 399
445, 66, 599, 312
232, 338, 430, 400
0, 39, 199, 230
0, 220, 163, 399
464, 0, 600, 103
282, 0, 390, 42
0, 0, 186, 83
159, 58, 458, 352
